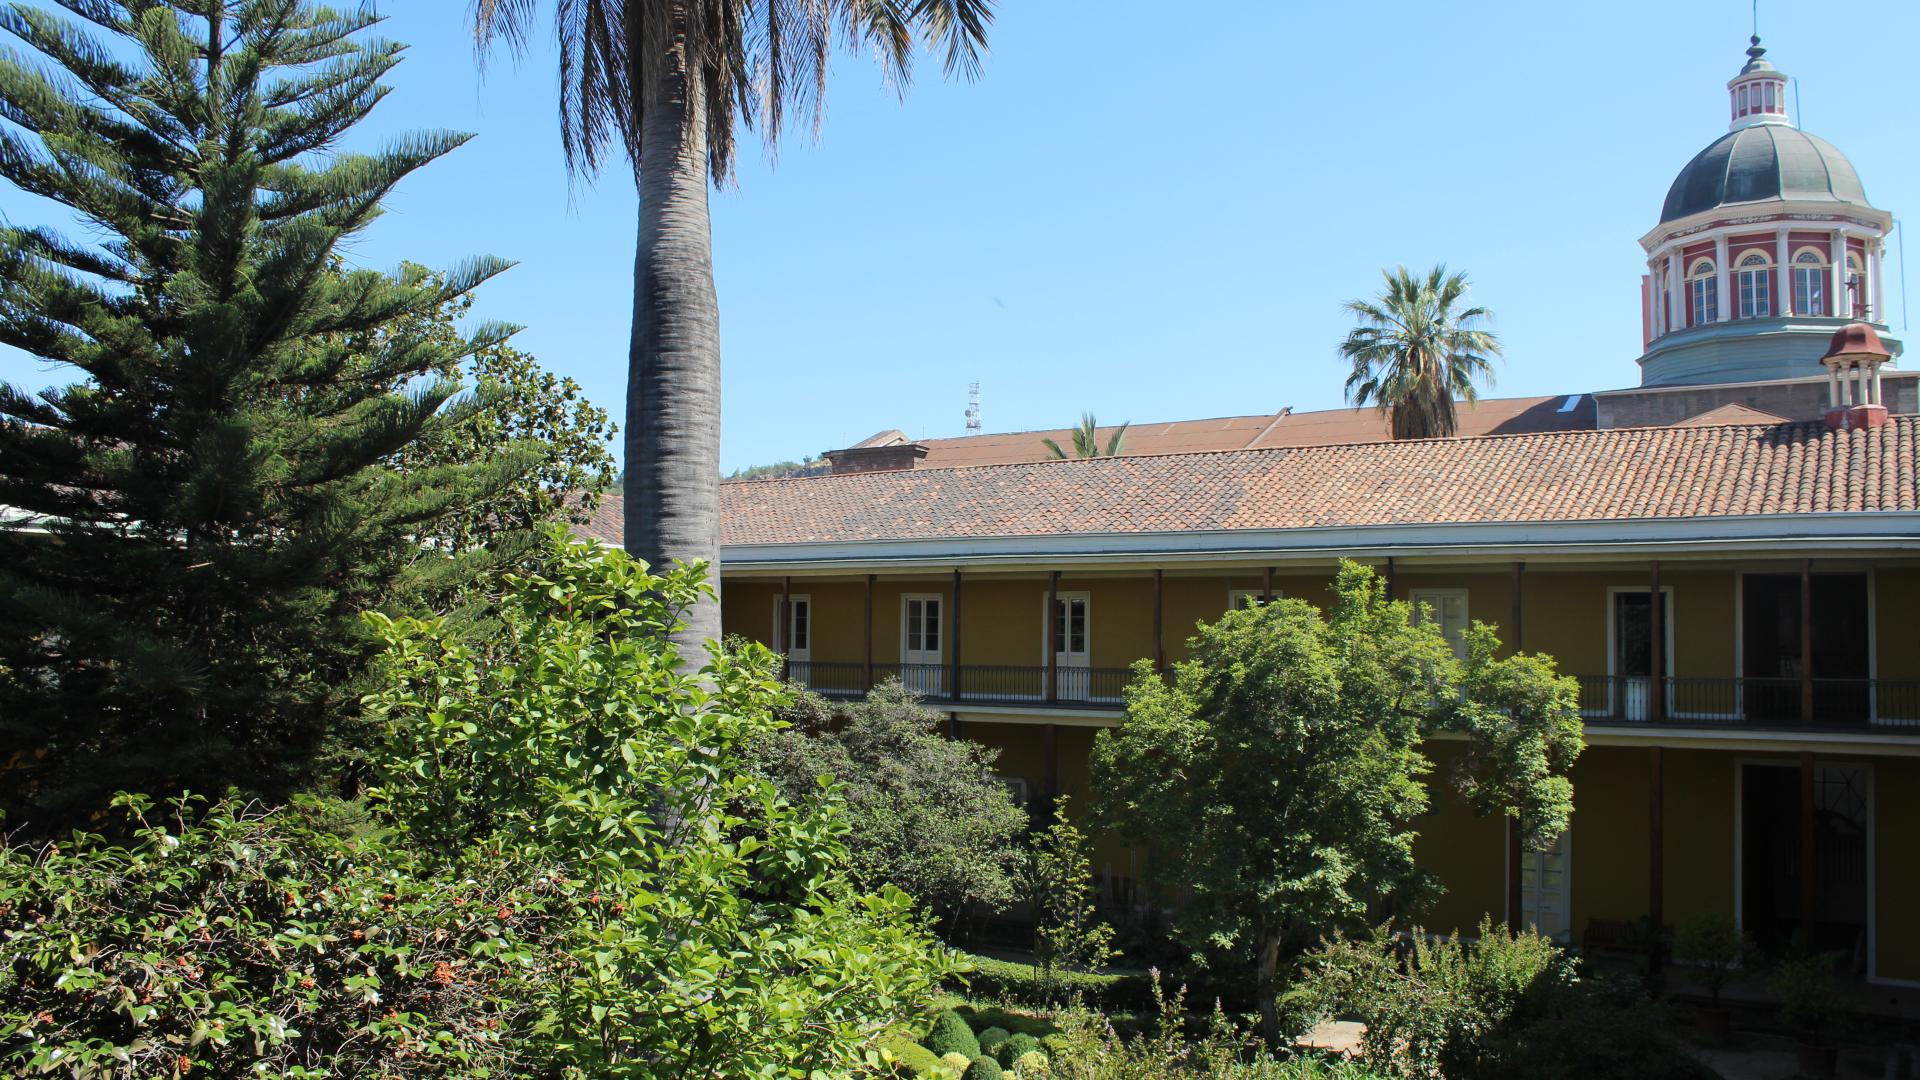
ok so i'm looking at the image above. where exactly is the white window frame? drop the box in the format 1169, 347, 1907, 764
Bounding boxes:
772, 594, 811, 661
1736, 252, 1773, 319
1688, 260, 1717, 325
1409, 588, 1470, 659
994, 775, 1030, 810
1600, 585, 1676, 721
1791, 247, 1828, 317
900, 593, 944, 663
1227, 588, 1280, 611
1040, 591, 1094, 702
1505, 826, 1572, 945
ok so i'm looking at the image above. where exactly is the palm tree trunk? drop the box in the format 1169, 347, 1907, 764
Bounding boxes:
629, 16, 723, 663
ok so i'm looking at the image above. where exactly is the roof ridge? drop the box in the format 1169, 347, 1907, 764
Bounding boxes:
720, 413, 1874, 486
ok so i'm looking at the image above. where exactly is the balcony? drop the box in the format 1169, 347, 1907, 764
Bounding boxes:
787, 660, 1132, 709
1574, 676, 1920, 732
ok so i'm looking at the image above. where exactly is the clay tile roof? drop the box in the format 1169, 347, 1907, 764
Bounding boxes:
574, 417, 1920, 550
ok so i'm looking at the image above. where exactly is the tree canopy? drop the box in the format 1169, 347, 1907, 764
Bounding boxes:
0, 0, 572, 827
1340, 265, 1501, 440
1090, 562, 1583, 1041
751, 680, 1030, 926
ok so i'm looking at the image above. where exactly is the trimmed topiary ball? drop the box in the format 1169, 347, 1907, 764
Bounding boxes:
1039, 1033, 1071, 1060
925, 1010, 982, 1059
1013, 1049, 1049, 1076
975, 1026, 1011, 1055
880, 1036, 952, 1077
965, 1054, 1004, 1079
942, 1051, 974, 1075
997, 1033, 1041, 1066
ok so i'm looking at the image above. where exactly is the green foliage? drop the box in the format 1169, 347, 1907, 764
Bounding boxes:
1042, 413, 1129, 459
882, 1037, 959, 1078
0, 794, 550, 1077
1340, 265, 1501, 440
966, 1054, 1006, 1079
1037, 974, 1391, 1079
357, 531, 957, 1073
751, 680, 1029, 921
725, 456, 827, 481
927, 1008, 984, 1058
1674, 913, 1749, 1007
1013, 1048, 1051, 1076
977, 1026, 1012, 1053
942, 1051, 977, 1076
390, 282, 616, 550
955, 954, 1149, 1011
1311, 918, 1710, 1080
0, 0, 552, 829
1312, 918, 1573, 1079
1023, 797, 1118, 1001
998, 1032, 1042, 1066
1772, 953, 1845, 1041
1091, 562, 1580, 1038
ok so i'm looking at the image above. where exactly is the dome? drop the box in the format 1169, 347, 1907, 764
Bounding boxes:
1659, 125, 1868, 224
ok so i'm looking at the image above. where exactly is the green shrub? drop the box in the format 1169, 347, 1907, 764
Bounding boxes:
1013, 1048, 1050, 1076
943, 1051, 977, 1075
881, 1036, 955, 1077
927, 1009, 983, 1058
999, 1032, 1042, 1066
958, 1004, 1061, 1040
966, 1054, 1005, 1079
1040, 1033, 1073, 1059
977, 1025, 1012, 1054
956, 953, 1150, 1010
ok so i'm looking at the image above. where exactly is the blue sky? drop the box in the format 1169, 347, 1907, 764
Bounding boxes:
4, 1, 1917, 473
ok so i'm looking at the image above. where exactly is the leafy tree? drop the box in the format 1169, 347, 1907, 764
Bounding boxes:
724, 456, 828, 482
751, 680, 1029, 926
1090, 562, 1581, 1042
389, 279, 617, 550
362, 531, 956, 1074
2, 534, 953, 1076
471, 0, 995, 661
1043, 412, 1130, 459
1023, 796, 1117, 1002
0, 0, 536, 828
1340, 265, 1501, 440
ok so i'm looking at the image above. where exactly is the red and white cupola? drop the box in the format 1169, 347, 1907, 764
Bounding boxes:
1727, 37, 1789, 129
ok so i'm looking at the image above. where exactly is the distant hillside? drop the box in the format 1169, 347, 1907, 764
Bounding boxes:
722, 457, 830, 483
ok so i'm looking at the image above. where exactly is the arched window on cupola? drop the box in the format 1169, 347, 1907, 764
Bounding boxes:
1791, 247, 1827, 316
1736, 251, 1773, 318
1843, 252, 1864, 317
1688, 259, 1718, 325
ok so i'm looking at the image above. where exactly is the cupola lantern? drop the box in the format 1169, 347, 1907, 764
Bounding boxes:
1728, 36, 1789, 130
1820, 322, 1892, 429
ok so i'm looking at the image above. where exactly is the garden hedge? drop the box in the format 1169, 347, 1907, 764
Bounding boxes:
955, 954, 1153, 1010
997, 1032, 1041, 1066
926, 1009, 982, 1058
965, 1054, 1004, 1079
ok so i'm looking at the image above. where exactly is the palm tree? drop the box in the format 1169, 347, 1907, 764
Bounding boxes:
472, 1, 994, 658
1042, 413, 1129, 459
1339, 265, 1501, 440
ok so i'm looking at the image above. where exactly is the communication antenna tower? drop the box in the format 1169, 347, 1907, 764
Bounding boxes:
965, 382, 982, 435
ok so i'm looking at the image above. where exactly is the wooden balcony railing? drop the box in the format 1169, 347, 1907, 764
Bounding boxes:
785, 660, 1132, 709
1574, 675, 1920, 732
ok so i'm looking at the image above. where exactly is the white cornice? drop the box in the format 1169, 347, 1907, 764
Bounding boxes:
1641, 205, 1890, 253
720, 512, 1920, 574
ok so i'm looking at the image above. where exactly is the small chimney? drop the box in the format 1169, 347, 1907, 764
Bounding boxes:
1820, 322, 1892, 430
824, 429, 929, 474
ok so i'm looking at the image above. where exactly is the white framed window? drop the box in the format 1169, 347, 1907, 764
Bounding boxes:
772, 594, 811, 660
1844, 253, 1864, 317
1688, 259, 1717, 325
1227, 588, 1279, 611
1737, 251, 1772, 318
1512, 828, 1572, 944
1409, 588, 1470, 659
994, 775, 1030, 809
901, 594, 942, 660
1791, 247, 1827, 316
1041, 591, 1093, 701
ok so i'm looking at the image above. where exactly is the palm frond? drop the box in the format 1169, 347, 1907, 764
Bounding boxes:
1337, 264, 1502, 440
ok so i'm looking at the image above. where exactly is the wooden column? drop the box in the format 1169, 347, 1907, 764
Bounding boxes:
949, 569, 962, 704
1045, 571, 1060, 704
1510, 561, 1525, 652
779, 575, 791, 682
1648, 561, 1664, 723
1800, 560, 1815, 725
1262, 565, 1274, 604
862, 573, 874, 692
1152, 569, 1165, 674
1800, 751, 1817, 949
1384, 556, 1396, 601
1044, 723, 1061, 820
1648, 745, 1665, 976
1507, 818, 1524, 934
